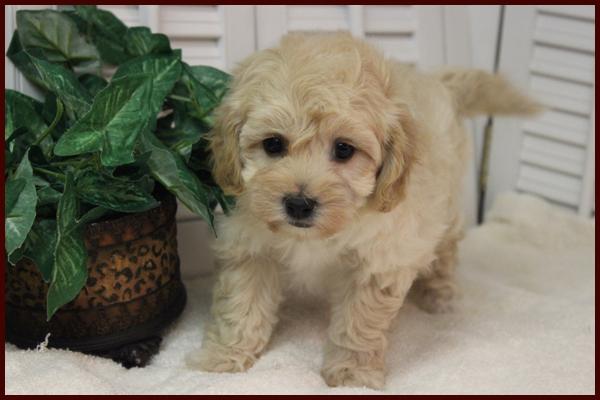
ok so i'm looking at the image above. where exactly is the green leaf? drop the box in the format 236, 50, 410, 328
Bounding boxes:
21, 219, 58, 282
210, 186, 236, 215
185, 64, 231, 101
53, 73, 152, 166
6, 179, 27, 213
5, 150, 38, 256
37, 185, 62, 206
5, 90, 46, 138
41, 93, 68, 138
180, 63, 231, 123
28, 55, 92, 120
93, 34, 130, 66
157, 128, 200, 161
30, 98, 63, 162
78, 73, 108, 97
73, 6, 130, 65
125, 27, 171, 57
76, 206, 108, 226
16, 9, 99, 65
140, 129, 215, 230
7, 32, 50, 87
4, 90, 52, 158
75, 168, 158, 213
6, 35, 92, 121
7, 246, 25, 266
112, 52, 182, 112
187, 137, 213, 175
47, 172, 88, 320
55, 53, 182, 166
74, 6, 127, 41
155, 103, 207, 161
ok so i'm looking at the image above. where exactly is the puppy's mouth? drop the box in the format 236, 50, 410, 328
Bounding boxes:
288, 220, 313, 228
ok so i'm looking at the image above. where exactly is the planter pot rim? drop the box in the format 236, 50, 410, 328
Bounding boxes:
84, 190, 177, 247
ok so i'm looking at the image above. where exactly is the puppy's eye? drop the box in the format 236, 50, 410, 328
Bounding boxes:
262, 136, 286, 156
333, 141, 355, 161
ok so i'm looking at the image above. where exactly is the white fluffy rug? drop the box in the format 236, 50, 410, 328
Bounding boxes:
5, 192, 595, 394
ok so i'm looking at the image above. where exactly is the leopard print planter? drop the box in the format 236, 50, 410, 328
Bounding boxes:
5, 191, 187, 367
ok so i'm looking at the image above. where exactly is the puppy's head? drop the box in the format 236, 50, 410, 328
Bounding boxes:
211, 32, 418, 238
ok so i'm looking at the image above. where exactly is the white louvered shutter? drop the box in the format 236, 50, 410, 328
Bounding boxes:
487, 5, 595, 217
256, 5, 445, 67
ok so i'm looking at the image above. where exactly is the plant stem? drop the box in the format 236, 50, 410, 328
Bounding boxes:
34, 167, 66, 181
168, 94, 192, 103
50, 159, 88, 167
32, 98, 64, 147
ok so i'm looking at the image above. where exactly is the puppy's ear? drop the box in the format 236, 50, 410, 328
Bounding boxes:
370, 107, 420, 213
209, 100, 245, 196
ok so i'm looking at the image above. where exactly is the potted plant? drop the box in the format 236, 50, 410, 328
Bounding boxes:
4, 6, 233, 367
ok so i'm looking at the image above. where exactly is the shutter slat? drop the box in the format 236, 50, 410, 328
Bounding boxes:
521, 109, 589, 146
534, 13, 595, 52
161, 22, 223, 39
363, 6, 416, 34
530, 44, 594, 84
160, 5, 222, 38
530, 74, 593, 115
517, 164, 581, 206
170, 38, 222, 68
287, 5, 349, 31
160, 5, 219, 23
520, 134, 586, 176
537, 5, 595, 21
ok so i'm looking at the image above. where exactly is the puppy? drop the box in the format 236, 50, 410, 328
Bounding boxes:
188, 32, 539, 389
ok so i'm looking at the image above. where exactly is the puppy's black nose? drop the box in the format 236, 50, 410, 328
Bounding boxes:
283, 195, 317, 220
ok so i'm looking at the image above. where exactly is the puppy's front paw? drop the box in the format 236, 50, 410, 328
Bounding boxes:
321, 345, 385, 389
321, 364, 385, 389
186, 341, 255, 373
413, 280, 457, 314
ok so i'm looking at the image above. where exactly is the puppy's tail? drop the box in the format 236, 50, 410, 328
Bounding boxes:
436, 68, 542, 118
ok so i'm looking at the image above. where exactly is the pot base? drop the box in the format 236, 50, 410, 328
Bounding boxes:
6, 281, 186, 368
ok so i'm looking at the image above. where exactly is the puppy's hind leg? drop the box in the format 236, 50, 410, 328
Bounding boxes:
411, 224, 463, 314
187, 255, 282, 373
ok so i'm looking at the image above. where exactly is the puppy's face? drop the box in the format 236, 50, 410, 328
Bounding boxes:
211, 33, 417, 238
239, 104, 382, 238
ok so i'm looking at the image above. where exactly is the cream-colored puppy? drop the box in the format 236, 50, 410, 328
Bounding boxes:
188, 32, 538, 389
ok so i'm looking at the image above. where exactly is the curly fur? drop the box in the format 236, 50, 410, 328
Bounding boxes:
188, 32, 539, 389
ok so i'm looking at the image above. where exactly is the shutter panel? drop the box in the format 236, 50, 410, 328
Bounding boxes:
488, 5, 595, 216
256, 5, 444, 67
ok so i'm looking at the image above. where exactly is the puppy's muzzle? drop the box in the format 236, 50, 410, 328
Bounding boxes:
283, 194, 318, 227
